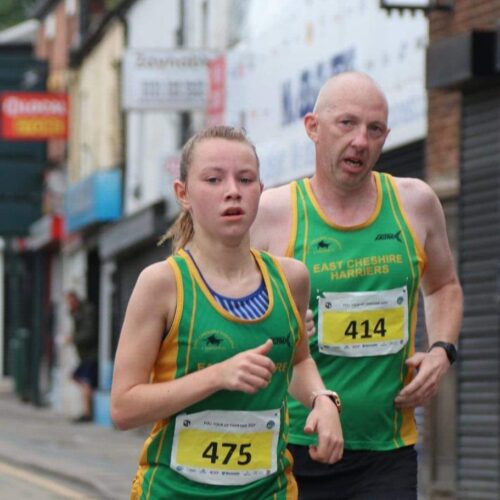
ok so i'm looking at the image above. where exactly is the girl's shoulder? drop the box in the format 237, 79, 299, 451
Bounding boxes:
134, 259, 178, 309
138, 258, 176, 283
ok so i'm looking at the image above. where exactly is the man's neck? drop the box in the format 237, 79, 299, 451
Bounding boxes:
310, 172, 378, 226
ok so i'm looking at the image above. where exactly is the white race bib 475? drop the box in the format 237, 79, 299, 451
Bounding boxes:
170, 409, 280, 486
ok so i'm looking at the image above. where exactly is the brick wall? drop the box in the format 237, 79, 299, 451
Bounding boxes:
427, 0, 500, 196
34, 1, 78, 164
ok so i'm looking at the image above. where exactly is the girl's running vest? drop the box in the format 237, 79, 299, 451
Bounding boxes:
131, 249, 302, 499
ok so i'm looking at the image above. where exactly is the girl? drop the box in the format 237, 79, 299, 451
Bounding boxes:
111, 126, 343, 499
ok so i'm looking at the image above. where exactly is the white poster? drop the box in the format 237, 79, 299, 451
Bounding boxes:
122, 49, 216, 111
225, 0, 428, 187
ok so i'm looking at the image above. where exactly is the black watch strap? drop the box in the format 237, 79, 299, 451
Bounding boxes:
428, 341, 457, 365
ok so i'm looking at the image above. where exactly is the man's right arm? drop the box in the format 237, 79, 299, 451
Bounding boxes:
394, 178, 463, 409
251, 183, 293, 256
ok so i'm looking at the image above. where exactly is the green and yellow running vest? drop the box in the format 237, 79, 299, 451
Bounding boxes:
131, 249, 303, 500
286, 172, 426, 451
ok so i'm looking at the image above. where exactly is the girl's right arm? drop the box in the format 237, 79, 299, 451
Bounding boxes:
110, 261, 275, 430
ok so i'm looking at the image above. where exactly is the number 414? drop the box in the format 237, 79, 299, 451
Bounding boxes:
344, 318, 386, 339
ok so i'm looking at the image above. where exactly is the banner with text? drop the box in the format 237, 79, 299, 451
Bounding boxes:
122, 49, 216, 111
225, 0, 428, 186
0, 92, 69, 140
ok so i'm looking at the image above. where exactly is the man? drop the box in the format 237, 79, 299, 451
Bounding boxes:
251, 72, 463, 499
66, 290, 98, 423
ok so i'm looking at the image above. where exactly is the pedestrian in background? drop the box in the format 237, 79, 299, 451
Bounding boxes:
65, 290, 98, 423
111, 125, 343, 499
251, 72, 463, 499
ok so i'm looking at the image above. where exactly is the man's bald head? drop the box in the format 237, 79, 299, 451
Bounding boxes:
313, 72, 389, 121
304, 71, 390, 190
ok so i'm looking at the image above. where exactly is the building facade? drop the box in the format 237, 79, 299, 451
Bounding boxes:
6, 2, 491, 498
426, 1, 500, 498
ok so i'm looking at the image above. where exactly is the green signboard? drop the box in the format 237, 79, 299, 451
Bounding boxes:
0, 161, 43, 236
0, 46, 47, 236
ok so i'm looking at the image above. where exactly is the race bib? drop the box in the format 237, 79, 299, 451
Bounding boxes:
170, 409, 280, 485
318, 287, 408, 357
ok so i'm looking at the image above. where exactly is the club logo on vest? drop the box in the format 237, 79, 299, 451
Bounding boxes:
196, 330, 235, 351
310, 237, 342, 253
375, 230, 402, 243
206, 334, 223, 346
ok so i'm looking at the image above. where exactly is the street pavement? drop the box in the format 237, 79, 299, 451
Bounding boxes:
0, 378, 147, 499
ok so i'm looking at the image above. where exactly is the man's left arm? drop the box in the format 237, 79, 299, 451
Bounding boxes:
395, 181, 463, 408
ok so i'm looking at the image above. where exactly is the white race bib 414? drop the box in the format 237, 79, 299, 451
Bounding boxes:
318, 286, 409, 357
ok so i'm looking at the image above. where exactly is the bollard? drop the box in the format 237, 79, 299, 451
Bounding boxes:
7, 335, 19, 379
13, 328, 30, 401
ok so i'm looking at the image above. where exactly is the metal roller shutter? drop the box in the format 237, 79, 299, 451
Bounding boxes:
459, 87, 500, 499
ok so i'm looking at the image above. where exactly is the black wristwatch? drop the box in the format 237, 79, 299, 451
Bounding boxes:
428, 341, 457, 365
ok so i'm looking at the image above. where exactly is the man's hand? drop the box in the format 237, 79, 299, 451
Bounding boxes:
304, 396, 343, 464
216, 339, 276, 394
305, 309, 316, 338
394, 348, 451, 408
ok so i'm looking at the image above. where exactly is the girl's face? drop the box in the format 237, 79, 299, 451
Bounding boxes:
174, 138, 263, 245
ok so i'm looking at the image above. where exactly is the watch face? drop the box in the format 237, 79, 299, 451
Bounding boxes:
448, 344, 457, 363
443, 343, 457, 363
333, 395, 342, 414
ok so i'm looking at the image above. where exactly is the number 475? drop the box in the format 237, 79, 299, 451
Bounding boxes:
202, 442, 252, 465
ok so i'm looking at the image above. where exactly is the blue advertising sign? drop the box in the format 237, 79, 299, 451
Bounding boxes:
65, 169, 122, 233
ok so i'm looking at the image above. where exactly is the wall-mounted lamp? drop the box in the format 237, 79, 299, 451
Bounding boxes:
380, 0, 454, 15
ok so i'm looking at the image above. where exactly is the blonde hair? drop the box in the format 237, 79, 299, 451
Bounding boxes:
159, 125, 259, 252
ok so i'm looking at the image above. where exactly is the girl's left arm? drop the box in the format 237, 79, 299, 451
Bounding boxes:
278, 256, 344, 464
